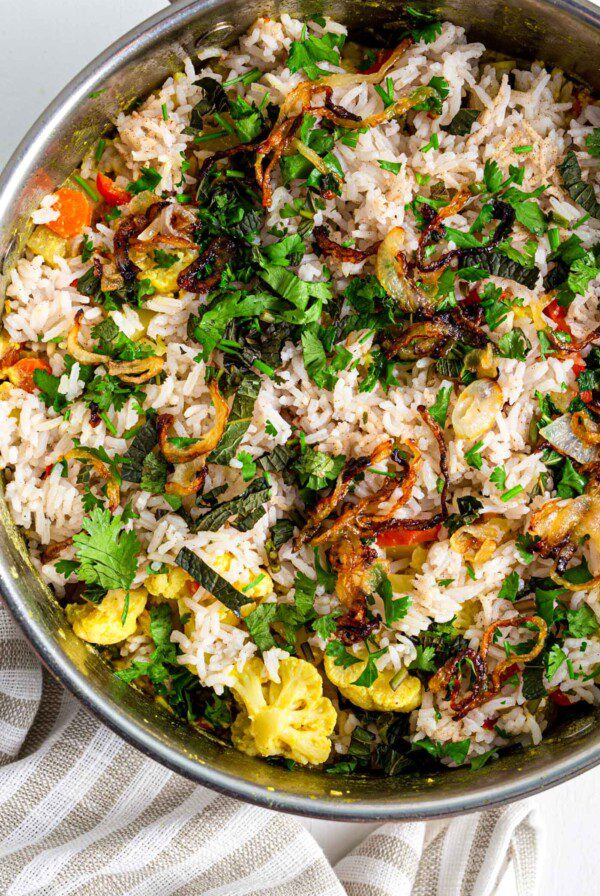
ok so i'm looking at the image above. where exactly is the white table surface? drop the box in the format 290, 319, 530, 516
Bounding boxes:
2, 2, 599, 893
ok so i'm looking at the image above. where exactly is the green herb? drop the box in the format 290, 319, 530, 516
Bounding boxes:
420, 132, 440, 154
429, 384, 452, 427
312, 610, 342, 641
513, 145, 533, 154
287, 30, 345, 80
294, 447, 345, 491
223, 68, 262, 87
377, 160, 402, 175
95, 139, 106, 162
121, 417, 158, 483
176, 547, 252, 616
459, 249, 539, 289
374, 77, 395, 109
352, 643, 388, 688
445, 495, 483, 536
497, 328, 531, 361
412, 736, 470, 765
237, 450, 257, 481
545, 644, 567, 681
153, 249, 179, 269
500, 485, 524, 502
325, 640, 361, 669
73, 175, 99, 203
556, 459, 587, 499
441, 108, 480, 136
490, 465, 507, 491
498, 571, 520, 602
404, 6, 443, 44
409, 645, 437, 672
194, 477, 271, 532
464, 441, 484, 470
126, 167, 162, 195
245, 603, 278, 650
559, 150, 600, 219
81, 235, 94, 263
161, 102, 169, 121
207, 372, 261, 465
378, 571, 411, 624
566, 603, 599, 638
516, 533, 537, 564
139, 452, 167, 495
265, 420, 278, 436
66, 507, 139, 595
585, 128, 600, 158
470, 748, 499, 770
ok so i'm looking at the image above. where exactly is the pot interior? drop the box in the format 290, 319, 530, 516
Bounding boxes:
0, 0, 599, 819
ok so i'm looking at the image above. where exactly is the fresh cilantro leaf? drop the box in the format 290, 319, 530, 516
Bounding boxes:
409, 645, 437, 672
429, 384, 452, 427
545, 644, 567, 681
71, 508, 139, 593
153, 249, 179, 269
352, 645, 388, 688
312, 609, 342, 640
287, 30, 345, 80
33, 368, 68, 413
516, 533, 537, 564
237, 450, 257, 481
293, 571, 316, 617
566, 603, 599, 638
556, 459, 587, 498
490, 465, 507, 491
245, 603, 277, 651
294, 447, 345, 491
470, 748, 499, 770
497, 328, 531, 361
498, 571, 520, 602
585, 128, 600, 159
378, 571, 411, 624
325, 639, 361, 668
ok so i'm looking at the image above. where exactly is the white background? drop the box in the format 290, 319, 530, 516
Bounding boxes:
1, 2, 599, 892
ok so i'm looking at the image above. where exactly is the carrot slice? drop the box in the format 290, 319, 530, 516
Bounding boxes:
46, 188, 92, 238
5, 358, 52, 392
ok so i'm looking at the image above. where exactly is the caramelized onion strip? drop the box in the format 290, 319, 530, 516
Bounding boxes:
157, 380, 229, 463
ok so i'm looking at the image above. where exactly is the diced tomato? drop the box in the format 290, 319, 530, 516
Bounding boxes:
482, 718, 497, 730
572, 355, 586, 378
186, 579, 199, 597
580, 390, 593, 404
464, 286, 482, 306
5, 358, 52, 393
96, 172, 131, 207
376, 524, 441, 548
550, 690, 572, 706
544, 298, 569, 331
361, 49, 393, 75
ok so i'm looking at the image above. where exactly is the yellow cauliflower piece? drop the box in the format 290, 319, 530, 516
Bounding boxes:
66, 588, 147, 645
230, 657, 336, 765
137, 249, 198, 295
145, 565, 191, 600
324, 652, 423, 712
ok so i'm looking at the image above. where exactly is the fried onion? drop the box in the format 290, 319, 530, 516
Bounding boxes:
62, 447, 120, 511
176, 235, 236, 293
313, 225, 380, 264
157, 380, 229, 463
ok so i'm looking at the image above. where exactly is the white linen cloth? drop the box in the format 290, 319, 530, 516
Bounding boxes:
0, 600, 542, 896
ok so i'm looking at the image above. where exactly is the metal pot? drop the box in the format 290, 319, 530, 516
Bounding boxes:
0, 0, 598, 821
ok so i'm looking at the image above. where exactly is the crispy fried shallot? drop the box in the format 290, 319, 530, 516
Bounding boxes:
313, 225, 380, 264
528, 492, 600, 588
41, 537, 74, 564
67, 311, 163, 383
177, 235, 236, 293
255, 115, 301, 207
418, 405, 449, 519
329, 539, 382, 645
571, 410, 600, 446
382, 308, 488, 361
114, 202, 168, 281
415, 196, 515, 274
450, 517, 510, 565
375, 227, 433, 315
429, 615, 548, 719
157, 380, 229, 463
61, 447, 120, 511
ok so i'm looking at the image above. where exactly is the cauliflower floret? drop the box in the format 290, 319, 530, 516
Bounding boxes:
230, 657, 336, 765
323, 652, 422, 712
145, 565, 191, 600
66, 588, 147, 645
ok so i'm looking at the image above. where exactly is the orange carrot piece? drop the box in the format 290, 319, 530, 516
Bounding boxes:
5, 358, 52, 392
47, 188, 92, 238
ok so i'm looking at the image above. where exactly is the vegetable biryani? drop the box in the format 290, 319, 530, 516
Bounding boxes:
3, 12, 600, 774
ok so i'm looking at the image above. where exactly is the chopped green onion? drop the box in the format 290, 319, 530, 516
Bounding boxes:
223, 68, 261, 87
73, 175, 99, 203
95, 139, 106, 163
175, 194, 191, 204
501, 485, 524, 502
194, 129, 229, 144
213, 113, 236, 136
390, 669, 406, 691
253, 359, 275, 378
548, 227, 560, 252
513, 145, 533, 154
161, 103, 169, 121
242, 573, 266, 593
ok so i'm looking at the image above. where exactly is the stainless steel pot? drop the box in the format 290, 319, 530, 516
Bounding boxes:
0, 0, 599, 821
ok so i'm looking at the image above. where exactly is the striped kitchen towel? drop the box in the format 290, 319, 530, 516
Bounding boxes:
0, 599, 542, 896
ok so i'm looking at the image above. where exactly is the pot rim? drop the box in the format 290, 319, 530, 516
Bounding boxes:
1, 0, 600, 820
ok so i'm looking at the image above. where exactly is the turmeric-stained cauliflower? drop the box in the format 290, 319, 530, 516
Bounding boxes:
230, 657, 336, 765
324, 652, 423, 712
66, 588, 147, 645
